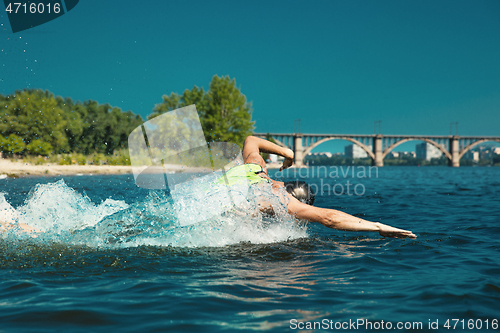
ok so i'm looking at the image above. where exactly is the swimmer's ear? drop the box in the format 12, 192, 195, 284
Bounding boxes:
284, 181, 315, 205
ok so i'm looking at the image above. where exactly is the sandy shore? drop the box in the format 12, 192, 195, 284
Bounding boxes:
0, 159, 212, 177
0, 158, 133, 177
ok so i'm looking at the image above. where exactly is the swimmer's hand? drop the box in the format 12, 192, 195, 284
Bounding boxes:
18, 222, 41, 234
279, 148, 294, 171
0, 221, 41, 236
377, 223, 416, 239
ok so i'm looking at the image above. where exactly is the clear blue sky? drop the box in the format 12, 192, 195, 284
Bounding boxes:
1, 0, 499, 152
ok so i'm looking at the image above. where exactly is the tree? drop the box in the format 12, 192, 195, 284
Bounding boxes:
0, 134, 26, 156
69, 100, 143, 155
56, 95, 84, 152
26, 139, 53, 156
149, 75, 255, 146
0, 89, 143, 156
0, 89, 69, 152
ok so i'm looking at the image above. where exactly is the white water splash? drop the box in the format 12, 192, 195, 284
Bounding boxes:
1, 180, 308, 248
16, 180, 129, 233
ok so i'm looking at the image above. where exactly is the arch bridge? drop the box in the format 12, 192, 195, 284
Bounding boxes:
253, 133, 500, 167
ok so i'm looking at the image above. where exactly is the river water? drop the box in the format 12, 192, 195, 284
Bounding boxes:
0, 166, 499, 332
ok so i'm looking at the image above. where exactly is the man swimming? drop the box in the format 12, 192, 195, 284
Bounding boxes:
1, 136, 415, 239
241, 135, 416, 239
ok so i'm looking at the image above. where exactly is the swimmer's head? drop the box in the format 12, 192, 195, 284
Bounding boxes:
284, 180, 315, 205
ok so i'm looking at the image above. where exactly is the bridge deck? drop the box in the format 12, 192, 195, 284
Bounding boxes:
254, 133, 500, 140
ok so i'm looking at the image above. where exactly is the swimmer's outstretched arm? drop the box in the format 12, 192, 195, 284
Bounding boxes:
242, 136, 294, 171
243, 136, 415, 239
287, 195, 416, 239
0, 220, 40, 234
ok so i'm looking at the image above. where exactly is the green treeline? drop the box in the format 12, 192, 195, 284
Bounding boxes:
0, 89, 143, 157
0, 75, 254, 161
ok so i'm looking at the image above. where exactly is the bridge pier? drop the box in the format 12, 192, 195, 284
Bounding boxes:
449, 137, 460, 167
294, 134, 304, 167
373, 135, 384, 167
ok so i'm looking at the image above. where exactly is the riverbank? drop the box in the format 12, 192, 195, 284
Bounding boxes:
0, 158, 133, 177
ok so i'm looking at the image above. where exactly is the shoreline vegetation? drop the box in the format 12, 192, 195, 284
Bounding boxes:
0, 76, 254, 178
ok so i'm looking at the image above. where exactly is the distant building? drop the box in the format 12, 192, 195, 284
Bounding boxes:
304, 152, 334, 166
268, 154, 278, 163
480, 149, 492, 160
308, 152, 333, 158
345, 144, 372, 158
462, 150, 479, 162
470, 144, 500, 160
390, 151, 414, 158
416, 143, 443, 161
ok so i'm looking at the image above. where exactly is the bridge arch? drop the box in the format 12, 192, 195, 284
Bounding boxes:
303, 137, 375, 161
254, 132, 500, 167
383, 138, 452, 160
458, 139, 500, 159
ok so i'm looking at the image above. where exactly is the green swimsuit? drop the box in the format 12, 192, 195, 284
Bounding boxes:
215, 164, 270, 187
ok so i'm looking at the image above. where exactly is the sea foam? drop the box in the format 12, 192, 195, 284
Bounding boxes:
2, 179, 308, 248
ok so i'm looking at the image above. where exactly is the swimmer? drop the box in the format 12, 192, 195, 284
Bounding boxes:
0, 198, 39, 234
241, 136, 416, 239
0, 137, 415, 239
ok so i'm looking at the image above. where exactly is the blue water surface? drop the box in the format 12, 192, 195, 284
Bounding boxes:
0, 166, 499, 332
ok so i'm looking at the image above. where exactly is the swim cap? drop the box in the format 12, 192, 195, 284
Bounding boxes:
284, 180, 315, 205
